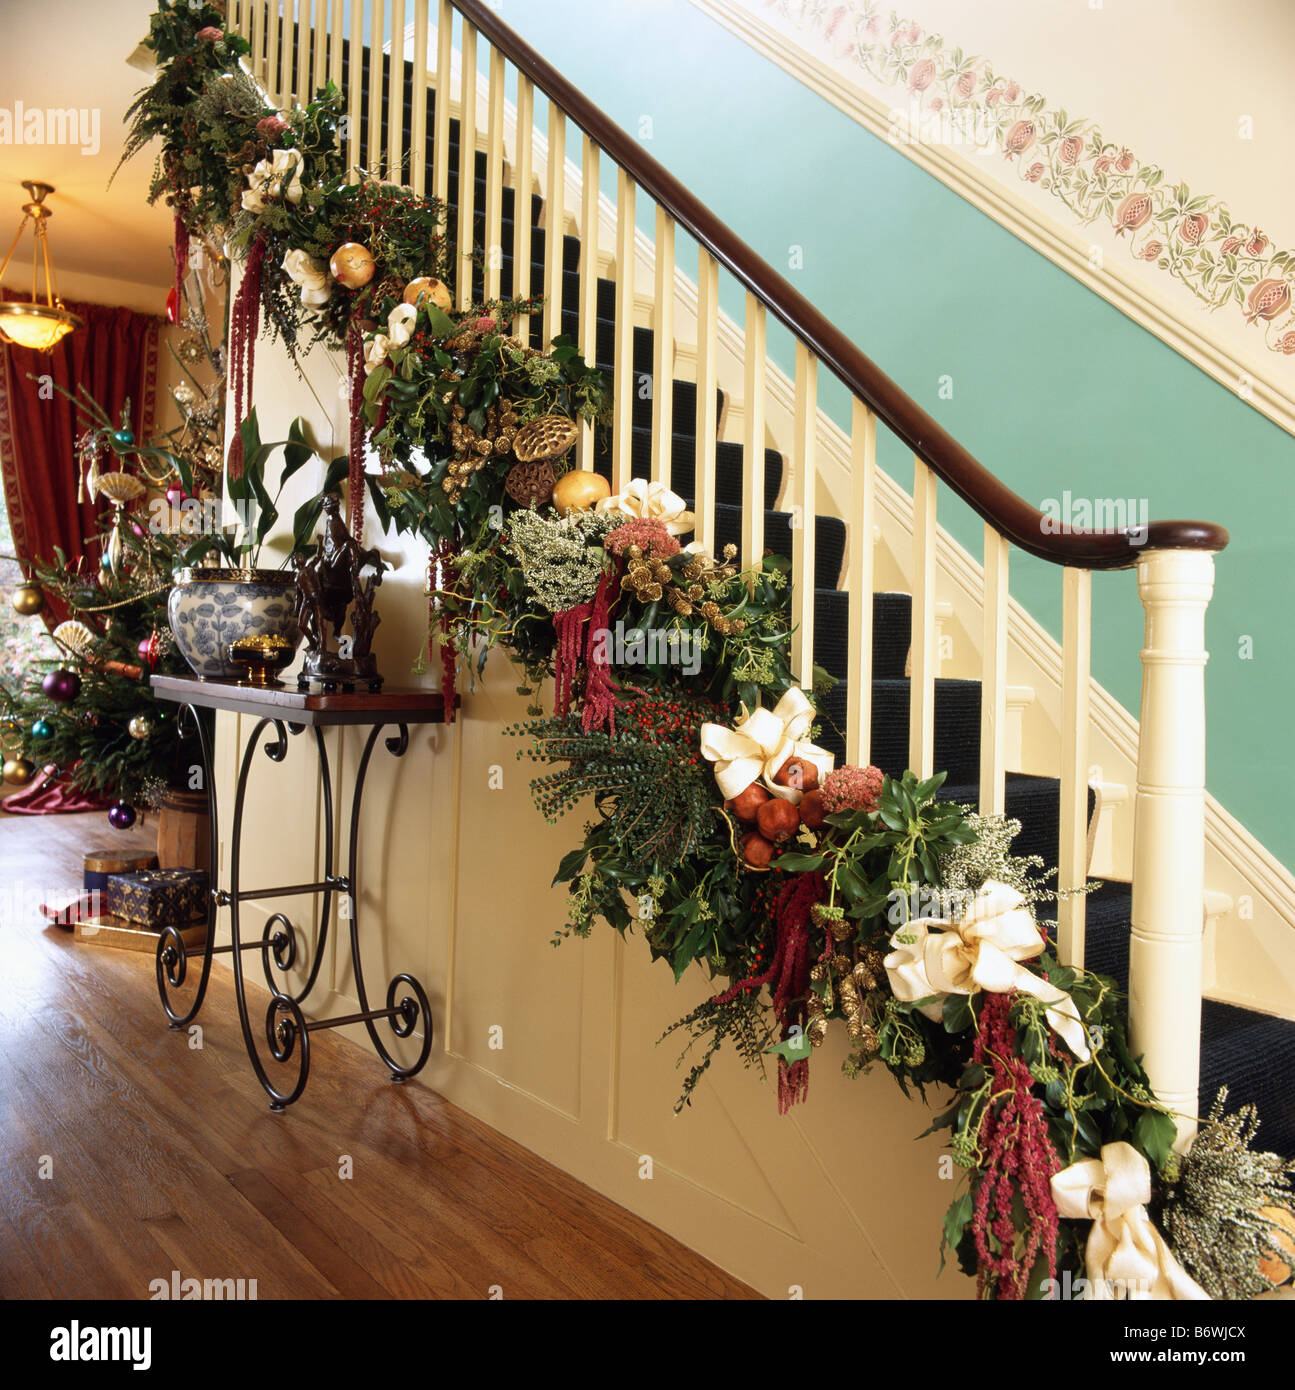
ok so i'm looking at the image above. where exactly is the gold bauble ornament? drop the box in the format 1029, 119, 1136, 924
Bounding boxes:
551, 469, 611, 516
128, 715, 152, 741
10, 580, 44, 617
2, 756, 35, 786
329, 242, 376, 289
402, 276, 453, 312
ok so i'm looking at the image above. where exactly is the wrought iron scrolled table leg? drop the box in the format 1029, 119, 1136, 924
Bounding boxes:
261, 992, 311, 1111
343, 723, 432, 1081
228, 717, 314, 1110
155, 703, 220, 1029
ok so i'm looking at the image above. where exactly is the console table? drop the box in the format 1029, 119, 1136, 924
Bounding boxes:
149, 675, 451, 1111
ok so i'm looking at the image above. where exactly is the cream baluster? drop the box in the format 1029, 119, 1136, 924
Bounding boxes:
298, 0, 312, 106
329, 0, 344, 89
279, 0, 294, 110
542, 106, 565, 351
612, 170, 636, 496
312, 0, 329, 93
979, 526, 1010, 817
650, 209, 675, 489
346, 0, 363, 179
483, 44, 505, 302
741, 294, 766, 576
909, 457, 936, 779
1057, 566, 1092, 967
409, 0, 427, 198
366, 0, 383, 171
790, 343, 817, 690
1130, 547, 1216, 1149
456, 19, 477, 309
265, 0, 280, 103
846, 399, 876, 766
511, 75, 534, 341
576, 134, 599, 470
694, 250, 719, 559
250, 1, 266, 83
432, 0, 452, 208
387, 0, 406, 182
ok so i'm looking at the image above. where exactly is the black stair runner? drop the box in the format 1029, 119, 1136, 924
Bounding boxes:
337, 47, 1295, 1159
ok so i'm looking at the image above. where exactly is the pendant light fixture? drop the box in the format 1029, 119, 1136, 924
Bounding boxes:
0, 181, 82, 353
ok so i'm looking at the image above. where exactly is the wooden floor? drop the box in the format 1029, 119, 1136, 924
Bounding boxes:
0, 812, 758, 1300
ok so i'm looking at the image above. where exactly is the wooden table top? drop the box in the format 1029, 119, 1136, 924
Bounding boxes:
150, 675, 454, 727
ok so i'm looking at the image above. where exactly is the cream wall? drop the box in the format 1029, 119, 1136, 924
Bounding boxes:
208, 271, 971, 1299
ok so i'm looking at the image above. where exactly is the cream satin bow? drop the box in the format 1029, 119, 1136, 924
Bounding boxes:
1053, 1142, 1208, 1300
599, 478, 695, 536
241, 148, 304, 213
883, 880, 1091, 1060
364, 303, 419, 375
282, 249, 331, 310
699, 687, 834, 806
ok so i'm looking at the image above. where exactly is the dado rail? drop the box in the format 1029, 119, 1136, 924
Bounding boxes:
224, 0, 1229, 1145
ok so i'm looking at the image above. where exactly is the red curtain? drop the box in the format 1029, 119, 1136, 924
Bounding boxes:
0, 296, 160, 627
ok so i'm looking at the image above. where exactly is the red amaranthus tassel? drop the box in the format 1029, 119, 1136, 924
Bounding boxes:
346, 323, 367, 543
709, 870, 825, 1113
579, 570, 621, 735
431, 539, 457, 722
969, 992, 1061, 1300
173, 213, 189, 307
227, 234, 267, 479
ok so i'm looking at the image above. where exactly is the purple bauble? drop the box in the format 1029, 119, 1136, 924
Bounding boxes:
41, 668, 81, 703
108, 801, 137, 830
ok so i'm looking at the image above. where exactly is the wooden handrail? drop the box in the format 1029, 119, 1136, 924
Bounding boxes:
451, 0, 1227, 569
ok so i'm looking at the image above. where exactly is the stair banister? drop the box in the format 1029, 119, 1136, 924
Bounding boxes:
233, 0, 1230, 1153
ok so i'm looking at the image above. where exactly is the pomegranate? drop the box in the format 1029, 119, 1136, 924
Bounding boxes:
1179, 213, 1208, 246
1139, 241, 1164, 261
799, 789, 827, 830
1246, 278, 1291, 323
1275, 332, 1295, 355
1247, 229, 1269, 256
1026, 163, 1044, 183
1220, 236, 1243, 258
730, 782, 770, 824
741, 832, 774, 869
1059, 135, 1084, 166
1003, 119, 1036, 160
757, 798, 801, 843
772, 757, 820, 794
908, 58, 936, 93
956, 70, 976, 99
1114, 193, 1153, 236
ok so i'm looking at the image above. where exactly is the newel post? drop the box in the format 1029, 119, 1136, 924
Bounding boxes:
1129, 546, 1216, 1150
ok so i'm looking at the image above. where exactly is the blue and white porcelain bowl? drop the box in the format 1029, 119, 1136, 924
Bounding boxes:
168, 569, 301, 680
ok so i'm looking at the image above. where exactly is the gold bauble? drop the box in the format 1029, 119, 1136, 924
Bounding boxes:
551, 469, 611, 516
10, 580, 44, 617
329, 242, 376, 289
1257, 1206, 1295, 1286
402, 276, 453, 312
2, 756, 35, 786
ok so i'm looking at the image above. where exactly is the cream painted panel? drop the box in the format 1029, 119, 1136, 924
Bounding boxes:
448, 681, 586, 1121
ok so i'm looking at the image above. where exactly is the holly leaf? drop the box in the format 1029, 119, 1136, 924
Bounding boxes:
552, 847, 588, 884
771, 851, 825, 872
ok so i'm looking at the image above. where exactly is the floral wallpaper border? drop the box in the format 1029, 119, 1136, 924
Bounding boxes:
763, 0, 1295, 359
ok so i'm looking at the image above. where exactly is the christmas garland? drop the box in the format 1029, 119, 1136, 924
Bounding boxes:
117, 0, 1295, 1301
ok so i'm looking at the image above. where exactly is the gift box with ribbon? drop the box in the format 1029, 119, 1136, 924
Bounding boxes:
105, 868, 208, 928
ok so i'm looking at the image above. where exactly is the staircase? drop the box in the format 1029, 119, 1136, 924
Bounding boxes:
234, 2, 1295, 1161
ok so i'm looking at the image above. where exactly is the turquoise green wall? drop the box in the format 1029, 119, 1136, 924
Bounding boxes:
498, 0, 1294, 869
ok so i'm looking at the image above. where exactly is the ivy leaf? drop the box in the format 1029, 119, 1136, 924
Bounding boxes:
1133, 1108, 1177, 1172
765, 1028, 811, 1062
772, 851, 826, 872
939, 1192, 973, 1274
942, 993, 974, 1034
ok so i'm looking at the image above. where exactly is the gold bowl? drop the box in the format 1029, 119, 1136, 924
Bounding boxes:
229, 633, 298, 687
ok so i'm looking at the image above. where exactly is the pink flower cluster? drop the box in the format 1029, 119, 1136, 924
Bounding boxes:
604, 518, 679, 559
257, 115, 290, 137
196, 26, 223, 42
820, 763, 883, 814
